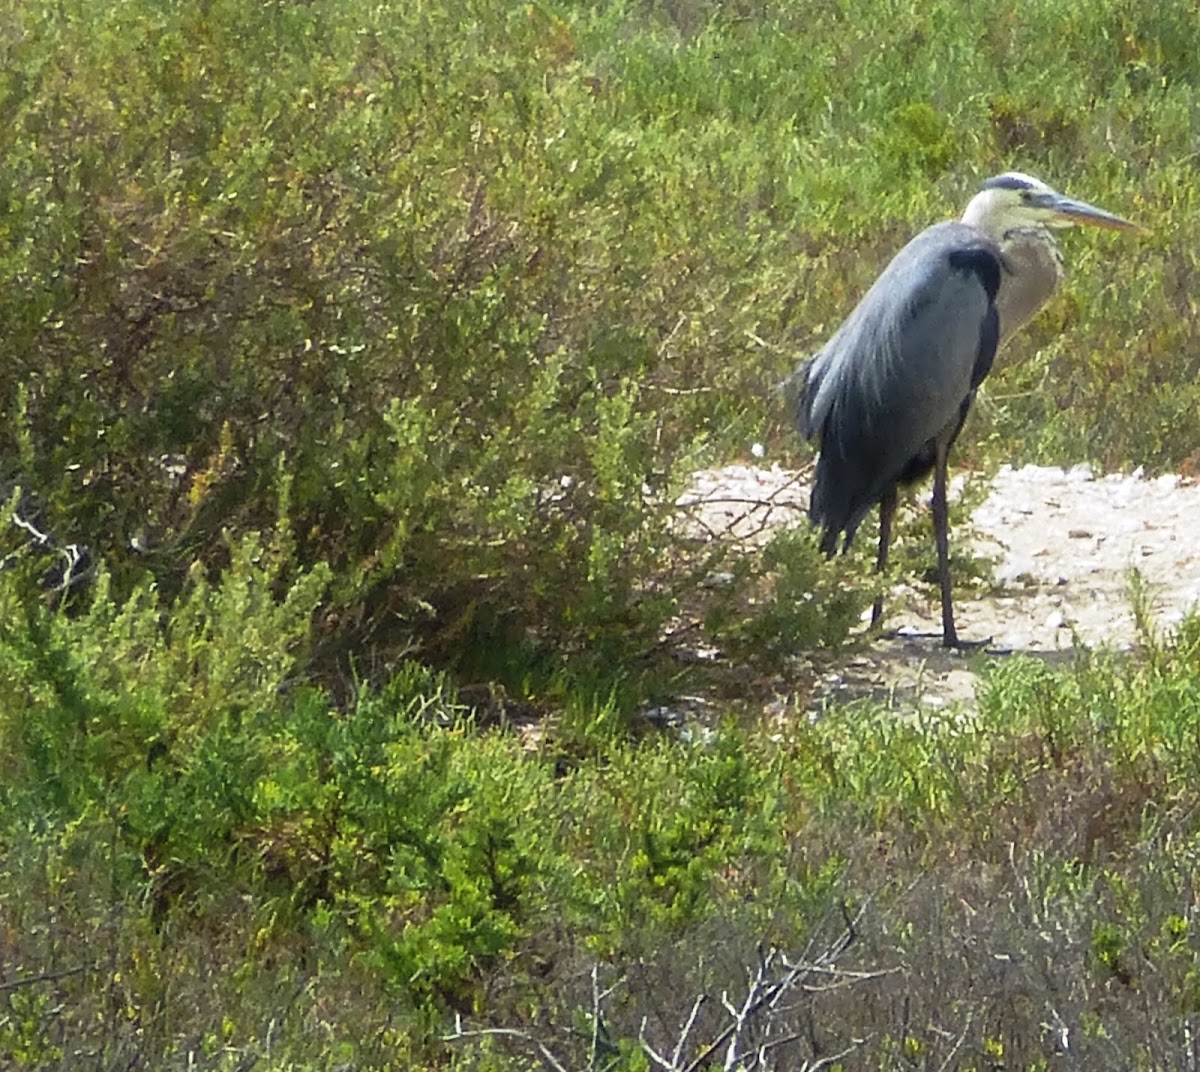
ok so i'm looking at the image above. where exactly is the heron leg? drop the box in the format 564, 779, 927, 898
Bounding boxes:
871, 487, 897, 627
930, 445, 960, 648
931, 447, 990, 650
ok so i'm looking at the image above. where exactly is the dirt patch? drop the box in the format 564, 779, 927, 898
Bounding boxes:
682, 462, 1200, 714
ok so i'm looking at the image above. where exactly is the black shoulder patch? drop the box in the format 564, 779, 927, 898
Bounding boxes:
980, 173, 1037, 192
948, 247, 1002, 303
971, 304, 1000, 391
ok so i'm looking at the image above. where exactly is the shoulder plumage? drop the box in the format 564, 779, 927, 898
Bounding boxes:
794, 220, 1004, 445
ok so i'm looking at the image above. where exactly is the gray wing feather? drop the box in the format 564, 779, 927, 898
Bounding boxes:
796, 222, 1002, 545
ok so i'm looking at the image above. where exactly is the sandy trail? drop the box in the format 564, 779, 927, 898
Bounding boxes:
681, 462, 1200, 712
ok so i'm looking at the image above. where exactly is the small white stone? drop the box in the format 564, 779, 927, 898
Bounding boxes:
995, 555, 1035, 585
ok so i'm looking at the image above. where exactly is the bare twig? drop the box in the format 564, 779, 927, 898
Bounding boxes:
640, 1017, 674, 1070
671, 994, 707, 1069
0, 964, 88, 993
10, 511, 53, 547
656, 314, 687, 359
443, 1015, 570, 1072
632, 898, 887, 1072
2, 491, 93, 592
464, 897, 887, 1072
806, 1037, 872, 1071
934, 1009, 975, 1072
590, 964, 603, 1068
588, 964, 624, 1070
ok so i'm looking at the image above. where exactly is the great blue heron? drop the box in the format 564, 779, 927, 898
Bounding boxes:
793, 173, 1139, 648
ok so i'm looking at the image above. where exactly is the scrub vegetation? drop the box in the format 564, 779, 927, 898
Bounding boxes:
2, 0, 1200, 1067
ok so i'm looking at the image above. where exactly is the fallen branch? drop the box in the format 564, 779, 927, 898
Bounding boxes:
0, 964, 88, 993
442, 1016, 571, 1072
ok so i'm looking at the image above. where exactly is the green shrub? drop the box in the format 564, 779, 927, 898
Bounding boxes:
703, 525, 873, 662
4, 0, 1194, 686
6, 0, 1200, 1066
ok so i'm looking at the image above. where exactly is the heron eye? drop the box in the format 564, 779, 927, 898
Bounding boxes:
1020, 190, 1032, 202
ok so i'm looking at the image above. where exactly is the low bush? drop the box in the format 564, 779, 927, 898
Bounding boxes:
3, 0, 1200, 1066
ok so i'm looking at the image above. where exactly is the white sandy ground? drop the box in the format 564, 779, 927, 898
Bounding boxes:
676, 462, 1200, 715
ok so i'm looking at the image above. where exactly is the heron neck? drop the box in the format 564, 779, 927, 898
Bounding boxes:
994, 227, 1064, 342
1002, 224, 1063, 262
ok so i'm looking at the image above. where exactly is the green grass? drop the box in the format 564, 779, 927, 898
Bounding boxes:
7, 555, 1200, 1065
3, 0, 1200, 1066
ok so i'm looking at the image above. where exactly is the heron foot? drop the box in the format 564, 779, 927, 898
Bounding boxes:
883, 628, 994, 651
941, 633, 992, 652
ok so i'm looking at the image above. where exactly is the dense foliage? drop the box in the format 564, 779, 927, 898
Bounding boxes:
3, 0, 1198, 666
3, 0, 1200, 1067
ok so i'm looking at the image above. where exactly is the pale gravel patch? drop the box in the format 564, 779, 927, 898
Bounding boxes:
679, 461, 1200, 714
970, 463, 1200, 649
674, 463, 809, 547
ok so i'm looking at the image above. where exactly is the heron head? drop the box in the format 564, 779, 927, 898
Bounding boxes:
962, 172, 1140, 235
